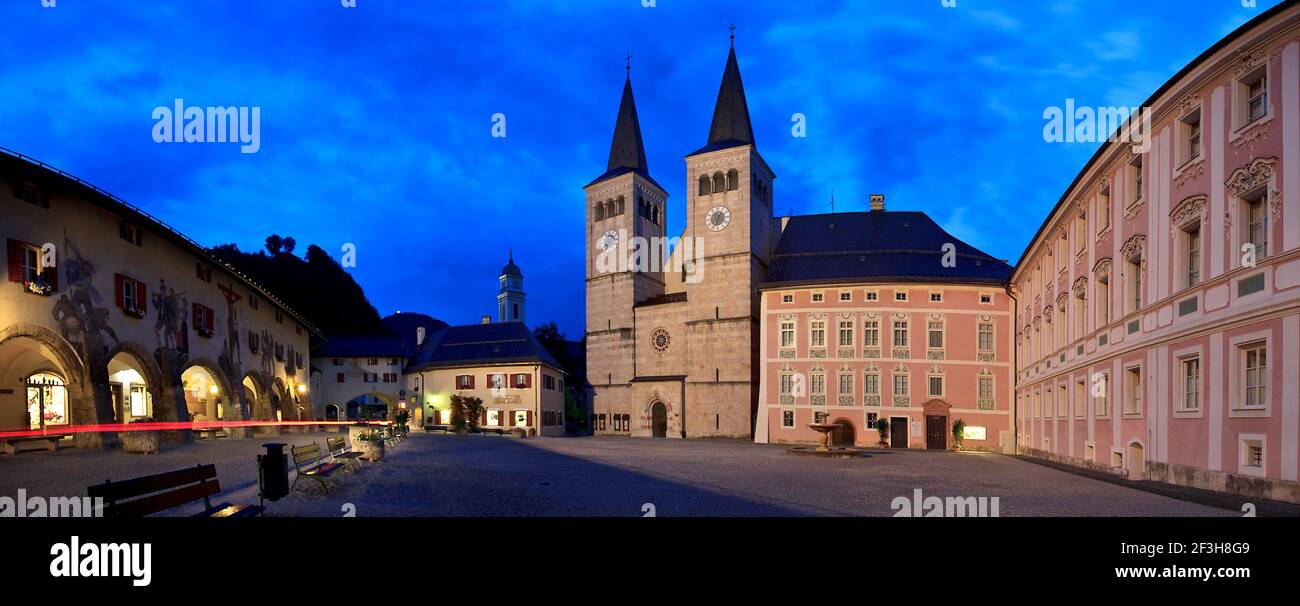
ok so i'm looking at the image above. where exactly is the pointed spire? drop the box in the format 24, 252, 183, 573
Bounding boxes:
605, 67, 649, 175
705, 29, 755, 150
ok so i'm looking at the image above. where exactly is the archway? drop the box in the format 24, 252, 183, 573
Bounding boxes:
831, 418, 855, 447
0, 331, 81, 431
650, 401, 667, 438
180, 364, 226, 422
1127, 441, 1145, 480
346, 392, 395, 421
325, 404, 340, 421
241, 372, 265, 420
107, 348, 159, 422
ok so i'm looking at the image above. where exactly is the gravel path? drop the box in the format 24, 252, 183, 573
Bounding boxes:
0, 432, 1233, 517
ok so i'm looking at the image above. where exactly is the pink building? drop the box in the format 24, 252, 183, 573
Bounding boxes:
755, 197, 1015, 451
1014, 2, 1300, 503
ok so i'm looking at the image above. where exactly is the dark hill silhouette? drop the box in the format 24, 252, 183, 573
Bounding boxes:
208, 236, 388, 337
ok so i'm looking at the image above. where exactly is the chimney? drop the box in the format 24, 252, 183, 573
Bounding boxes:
416, 326, 426, 346
481, 315, 492, 325
870, 194, 886, 212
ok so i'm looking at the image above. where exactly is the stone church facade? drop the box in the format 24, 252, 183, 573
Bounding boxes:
586, 44, 771, 438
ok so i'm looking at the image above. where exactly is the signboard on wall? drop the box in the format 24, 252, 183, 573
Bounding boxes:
964, 426, 987, 440
910, 420, 920, 437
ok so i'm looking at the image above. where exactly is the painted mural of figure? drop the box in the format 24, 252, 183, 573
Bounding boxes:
55, 236, 118, 357
259, 330, 275, 378
152, 280, 188, 353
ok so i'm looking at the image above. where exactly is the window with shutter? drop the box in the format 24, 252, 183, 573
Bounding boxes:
336, 373, 344, 383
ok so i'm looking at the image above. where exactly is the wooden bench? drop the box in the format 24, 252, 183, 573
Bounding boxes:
326, 435, 364, 470
2, 433, 68, 455
87, 464, 264, 518
191, 428, 224, 440
291, 442, 345, 493
478, 427, 506, 436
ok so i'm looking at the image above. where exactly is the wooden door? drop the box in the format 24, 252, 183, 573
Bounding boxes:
890, 417, 908, 448
926, 415, 947, 450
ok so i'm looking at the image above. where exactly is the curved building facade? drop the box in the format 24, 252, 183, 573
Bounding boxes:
1013, 1, 1300, 502
1, 148, 316, 448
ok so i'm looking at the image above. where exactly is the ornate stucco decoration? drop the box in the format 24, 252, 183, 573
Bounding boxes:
1226, 157, 1277, 196
1072, 277, 1088, 299
1055, 292, 1069, 311
1120, 234, 1147, 262
1231, 45, 1279, 76
927, 312, 945, 321
1168, 195, 1208, 238
1173, 94, 1200, 118
1093, 257, 1112, 282
1173, 160, 1205, 191
891, 312, 909, 320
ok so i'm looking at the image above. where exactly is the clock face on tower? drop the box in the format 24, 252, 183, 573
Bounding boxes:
706, 206, 731, 232
598, 229, 619, 252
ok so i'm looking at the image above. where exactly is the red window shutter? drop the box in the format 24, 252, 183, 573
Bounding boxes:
206, 307, 214, 331
526, 410, 533, 427
480, 410, 487, 426
498, 411, 506, 427
114, 274, 125, 309
525, 374, 533, 388
337, 373, 344, 383
136, 280, 147, 315
7, 240, 23, 283
468, 375, 475, 389
192, 303, 201, 329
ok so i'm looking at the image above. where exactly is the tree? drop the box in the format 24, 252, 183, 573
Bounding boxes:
875, 417, 890, 447
264, 234, 283, 256
281, 237, 296, 255
534, 321, 564, 343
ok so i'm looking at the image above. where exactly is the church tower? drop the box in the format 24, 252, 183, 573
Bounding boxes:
498, 252, 526, 323
585, 65, 668, 399
676, 35, 775, 436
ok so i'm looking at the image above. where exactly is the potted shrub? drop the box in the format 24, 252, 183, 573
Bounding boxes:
951, 418, 966, 451
122, 417, 161, 454
874, 417, 890, 448
511, 427, 527, 439
355, 429, 386, 461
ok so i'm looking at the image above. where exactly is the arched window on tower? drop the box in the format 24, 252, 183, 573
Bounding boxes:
605, 200, 616, 218
712, 172, 725, 193
594, 203, 605, 221
698, 175, 711, 196
616, 195, 625, 215
652, 206, 660, 225
727, 169, 739, 191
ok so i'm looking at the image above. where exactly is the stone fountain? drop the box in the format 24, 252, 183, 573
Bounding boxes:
785, 421, 867, 458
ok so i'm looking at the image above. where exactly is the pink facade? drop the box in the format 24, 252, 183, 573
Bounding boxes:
755, 284, 1014, 452
1014, 4, 1300, 502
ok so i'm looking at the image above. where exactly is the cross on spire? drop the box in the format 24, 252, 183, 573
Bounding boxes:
625, 53, 632, 76
729, 24, 736, 47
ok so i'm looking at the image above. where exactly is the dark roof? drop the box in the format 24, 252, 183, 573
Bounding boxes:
405, 321, 564, 372
314, 335, 410, 358
0, 146, 321, 336
1011, 0, 1298, 275
689, 45, 755, 157
588, 76, 662, 190
634, 292, 687, 308
381, 312, 448, 349
500, 253, 522, 278
763, 211, 1013, 288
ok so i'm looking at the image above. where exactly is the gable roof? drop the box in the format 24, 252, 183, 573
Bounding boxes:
405, 321, 564, 373
763, 211, 1013, 288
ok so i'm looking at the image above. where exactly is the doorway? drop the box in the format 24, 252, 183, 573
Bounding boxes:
1127, 442, 1145, 479
889, 416, 908, 448
831, 419, 855, 447
650, 401, 667, 438
926, 415, 948, 450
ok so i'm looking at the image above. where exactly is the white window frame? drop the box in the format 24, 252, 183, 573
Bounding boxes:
865, 290, 879, 302
863, 320, 880, 348
894, 290, 908, 302
1234, 65, 1270, 131
1123, 363, 1143, 418
839, 291, 852, 302
780, 320, 796, 348
927, 374, 944, 398
838, 319, 854, 347
809, 319, 826, 349
811, 291, 825, 303
781, 409, 795, 428
892, 320, 909, 348
1238, 433, 1266, 478
1177, 355, 1200, 414
929, 291, 942, 303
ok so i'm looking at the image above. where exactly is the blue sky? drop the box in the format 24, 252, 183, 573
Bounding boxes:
0, 0, 1284, 337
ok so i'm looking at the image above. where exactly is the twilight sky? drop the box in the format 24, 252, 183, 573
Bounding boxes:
0, 0, 1284, 337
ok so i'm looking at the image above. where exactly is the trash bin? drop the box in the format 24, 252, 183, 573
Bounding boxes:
258, 442, 289, 503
